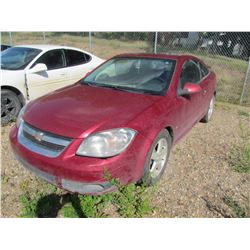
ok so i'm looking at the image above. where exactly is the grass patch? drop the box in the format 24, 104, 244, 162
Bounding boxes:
19, 176, 156, 218
231, 146, 250, 173
223, 196, 249, 218
230, 120, 250, 173
238, 110, 250, 117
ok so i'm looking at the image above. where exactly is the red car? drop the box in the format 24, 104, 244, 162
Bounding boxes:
10, 54, 216, 194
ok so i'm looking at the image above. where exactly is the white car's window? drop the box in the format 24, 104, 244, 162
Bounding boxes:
1, 47, 41, 70
65, 49, 91, 67
32, 49, 66, 70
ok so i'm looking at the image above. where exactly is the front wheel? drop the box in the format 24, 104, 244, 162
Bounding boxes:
200, 95, 215, 123
141, 129, 172, 186
1, 89, 22, 125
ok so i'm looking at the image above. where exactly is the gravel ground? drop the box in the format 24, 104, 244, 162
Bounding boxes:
1, 102, 249, 217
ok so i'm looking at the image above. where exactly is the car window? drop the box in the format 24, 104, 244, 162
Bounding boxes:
32, 49, 65, 70
95, 59, 134, 78
65, 49, 91, 67
83, 57, 176, 96
199, 62, 209, 78
179, 60, 201, 88
1, 47, 41, 70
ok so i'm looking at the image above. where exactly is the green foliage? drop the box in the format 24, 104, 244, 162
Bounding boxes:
223, 196, 250, 218
230, 120, 250, 173
20, 172, 156, 218
20, 191, 43, 218
113, 182, 155, 218
238, 110, 250, 117
231, 146, 250, 173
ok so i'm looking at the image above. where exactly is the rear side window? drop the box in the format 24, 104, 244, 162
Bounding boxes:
179, 60, 201, 88
65, 49, 91, 67
33, 49, 65, 70
199, 62, 209, 77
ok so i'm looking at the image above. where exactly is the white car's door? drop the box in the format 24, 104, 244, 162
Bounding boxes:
64, 49, 102, 84
26, 49, 70, 100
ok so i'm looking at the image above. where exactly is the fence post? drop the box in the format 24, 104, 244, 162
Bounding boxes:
9, 32, 12, 45
89, 32, 92, 52
43, 32, 46, 43
240, 56, 250, 105
154, 32, 158, 54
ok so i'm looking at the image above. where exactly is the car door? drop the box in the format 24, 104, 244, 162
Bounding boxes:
173, 59, 203, 140
26, 49, 70, 100
64, 49, 97, 84
198, 61, 213, 114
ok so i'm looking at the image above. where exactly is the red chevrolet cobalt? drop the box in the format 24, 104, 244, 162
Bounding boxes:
10, 54, 216, 194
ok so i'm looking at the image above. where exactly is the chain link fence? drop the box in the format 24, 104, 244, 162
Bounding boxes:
1, 32, 250, 106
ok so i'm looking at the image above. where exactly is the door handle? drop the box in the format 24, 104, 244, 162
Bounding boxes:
60, 73, 67, 76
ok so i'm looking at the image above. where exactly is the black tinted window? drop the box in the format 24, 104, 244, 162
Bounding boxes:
179, 60, 201, 88
65, 49, 91, 66
34, 49, 65, 70
199, 62, 209, 77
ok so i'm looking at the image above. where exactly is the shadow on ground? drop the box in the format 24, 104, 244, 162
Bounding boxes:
36, 193, 86, 218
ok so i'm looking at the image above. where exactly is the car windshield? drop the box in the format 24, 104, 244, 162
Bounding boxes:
1, 47, 42, 70
82, 57, 176, 95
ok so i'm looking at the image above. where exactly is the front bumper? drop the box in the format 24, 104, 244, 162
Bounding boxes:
10, 124, 152, 194
15, 153, 114, 194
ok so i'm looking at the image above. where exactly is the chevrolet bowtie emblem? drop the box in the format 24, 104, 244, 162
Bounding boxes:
34, 132, 44, 142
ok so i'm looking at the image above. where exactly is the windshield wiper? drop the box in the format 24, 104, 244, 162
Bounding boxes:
82, 81, 159, 95
95, 84, 142, 93
82, 81, 99, 87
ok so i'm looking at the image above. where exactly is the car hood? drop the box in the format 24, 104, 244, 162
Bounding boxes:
24, 84, 161, 138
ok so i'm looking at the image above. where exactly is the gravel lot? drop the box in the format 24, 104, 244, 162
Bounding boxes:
1, 102, 249, 217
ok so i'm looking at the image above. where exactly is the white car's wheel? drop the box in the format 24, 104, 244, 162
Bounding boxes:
1, 89, 22, 125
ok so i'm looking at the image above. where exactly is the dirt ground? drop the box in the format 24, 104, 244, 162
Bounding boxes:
1, 102, 249, 217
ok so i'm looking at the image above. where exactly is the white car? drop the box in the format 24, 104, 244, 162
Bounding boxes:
1, 45, 104, 124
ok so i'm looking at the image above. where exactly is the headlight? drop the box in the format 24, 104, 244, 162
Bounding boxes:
76, 128, 137, 157
16, 105, 27, 128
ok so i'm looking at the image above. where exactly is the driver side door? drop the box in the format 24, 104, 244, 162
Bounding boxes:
174, 59, 203, 141
26, 49, 70, 100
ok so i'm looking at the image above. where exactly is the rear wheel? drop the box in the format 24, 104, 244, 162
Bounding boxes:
141, 129, 172, 186
200, 95, 215, 123
1, 89, 22, 125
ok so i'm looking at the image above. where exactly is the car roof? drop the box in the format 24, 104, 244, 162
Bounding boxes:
13, 44, 85, 52
113, 53, 199, 61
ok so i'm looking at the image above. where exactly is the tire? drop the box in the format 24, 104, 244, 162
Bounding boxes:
200, 95, 215, 123
141, 129, 172, 186
1, 89, 22, 125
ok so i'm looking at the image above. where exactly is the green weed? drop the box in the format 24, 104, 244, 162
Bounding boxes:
238, 110, 250, 117
20, 173, 156, 218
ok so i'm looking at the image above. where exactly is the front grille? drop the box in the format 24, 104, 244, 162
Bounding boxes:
23, 130, 65, 151
18, 121, 72, 158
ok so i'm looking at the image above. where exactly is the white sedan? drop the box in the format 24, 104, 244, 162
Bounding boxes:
1, 45, 104, 124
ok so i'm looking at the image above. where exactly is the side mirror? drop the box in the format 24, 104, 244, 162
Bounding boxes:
178, 82, 202, 96
27, 63, 48, 74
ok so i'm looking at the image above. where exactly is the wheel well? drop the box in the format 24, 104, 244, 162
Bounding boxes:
165, 126, 174, 142
1, 86, 26, 107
